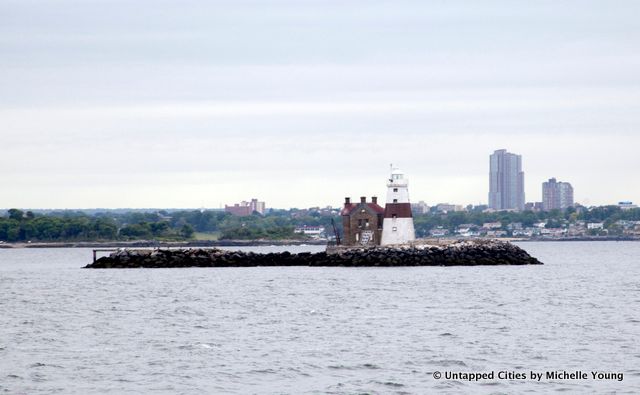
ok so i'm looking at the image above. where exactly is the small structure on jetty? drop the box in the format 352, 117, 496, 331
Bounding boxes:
341, 196, 384, 247
340, 166, 417, 247
85, 240, 543, 268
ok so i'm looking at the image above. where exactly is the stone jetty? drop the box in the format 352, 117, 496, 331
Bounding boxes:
84, 240, 542, 268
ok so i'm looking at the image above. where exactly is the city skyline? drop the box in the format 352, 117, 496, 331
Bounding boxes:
2, 1, 639, 209
0, 146, 636, 210
1, 146, 629, 210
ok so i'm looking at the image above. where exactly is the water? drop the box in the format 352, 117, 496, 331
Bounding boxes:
1, 242, 639, 394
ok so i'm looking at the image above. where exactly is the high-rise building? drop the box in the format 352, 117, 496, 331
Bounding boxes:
411, 201, 430, 215
248, 199, 265, 215
488, 149, 525, 211
225, 198, 266, 216
542, 178, 574, 210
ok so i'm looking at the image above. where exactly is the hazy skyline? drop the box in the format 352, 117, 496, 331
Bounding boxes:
2, 1, 639, 209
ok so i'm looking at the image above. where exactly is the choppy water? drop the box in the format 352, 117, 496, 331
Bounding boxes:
1, 242, 639, 394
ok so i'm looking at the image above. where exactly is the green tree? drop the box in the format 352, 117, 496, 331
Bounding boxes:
8, 209, 24, 221
120, 222, 152, 239
180, 224, 195, 239
150, 221, 170, 237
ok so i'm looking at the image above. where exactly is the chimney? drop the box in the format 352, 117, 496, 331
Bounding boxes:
360, 196, 366, 203
372, 196, 377, 204
345, 197, 351, 205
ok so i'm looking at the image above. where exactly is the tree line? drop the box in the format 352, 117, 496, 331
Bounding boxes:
1, 205, 638, 242
0, 208, 320, 242
0, 209, 193, 242
412, 206, 640, 237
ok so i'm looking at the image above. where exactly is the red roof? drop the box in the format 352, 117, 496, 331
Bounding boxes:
341, 202, 385, 216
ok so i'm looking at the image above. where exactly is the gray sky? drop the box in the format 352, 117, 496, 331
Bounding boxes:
2, 0, 639, 209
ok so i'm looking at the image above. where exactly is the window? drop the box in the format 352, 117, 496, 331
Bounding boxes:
393, 199, 398, 203
393, 188, 398, 192
392, 227, 397, 231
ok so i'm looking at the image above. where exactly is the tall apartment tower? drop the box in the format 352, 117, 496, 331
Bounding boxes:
489, 149, 525, 211
542, 178, 574, 210
380, 167, 416, 246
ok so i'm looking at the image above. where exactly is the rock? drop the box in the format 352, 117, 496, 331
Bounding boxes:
83, 240, 542, 268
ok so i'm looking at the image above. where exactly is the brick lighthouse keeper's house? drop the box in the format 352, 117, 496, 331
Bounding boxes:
380, 167, 416, 246
341, 196, 385, 246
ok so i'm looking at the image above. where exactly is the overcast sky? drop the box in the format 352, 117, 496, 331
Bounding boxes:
1, 0, 639, 209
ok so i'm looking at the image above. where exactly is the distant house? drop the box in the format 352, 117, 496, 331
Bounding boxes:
482, 222, 502, 229
456, 224, 479, 237
486, 230, 508, 238
618, 201, 638, 210
458, 229, 480, 238
430, 227, 449, 237
294, 226, 325, 238
567, 223, 586, 236
507, 222, 523, 230
540, 228, 567, 237
341, 197, 385, 246
456, 224, 473, 234
513, 229, 534, 237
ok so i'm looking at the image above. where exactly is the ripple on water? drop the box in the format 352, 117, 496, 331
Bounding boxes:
432, 359, 467, 367
371, 380, 405, 388
327, 363, 381, 370
0, 243, 639, 393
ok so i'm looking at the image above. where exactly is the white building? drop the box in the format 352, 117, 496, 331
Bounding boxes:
435, 203, 464, 213
482, 222, 502, 229
294, 226, 325, 236
430, 227, 449, 237
380, 167, 416, 246
618, 201, 638, 210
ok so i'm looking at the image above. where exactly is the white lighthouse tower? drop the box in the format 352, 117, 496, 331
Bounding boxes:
380, 166, 416, 246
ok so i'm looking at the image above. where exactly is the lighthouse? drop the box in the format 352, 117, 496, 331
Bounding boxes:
380, 166, 416, 246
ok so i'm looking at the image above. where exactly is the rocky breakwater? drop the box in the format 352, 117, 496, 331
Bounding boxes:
84, 240, 542, 268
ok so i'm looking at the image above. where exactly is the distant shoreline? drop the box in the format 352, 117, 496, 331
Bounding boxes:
1, 236, 638, 249
515, 236, 640, 242
0, 239, 328, 249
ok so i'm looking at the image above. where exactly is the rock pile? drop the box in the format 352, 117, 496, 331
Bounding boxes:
84, 240, 542, 268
